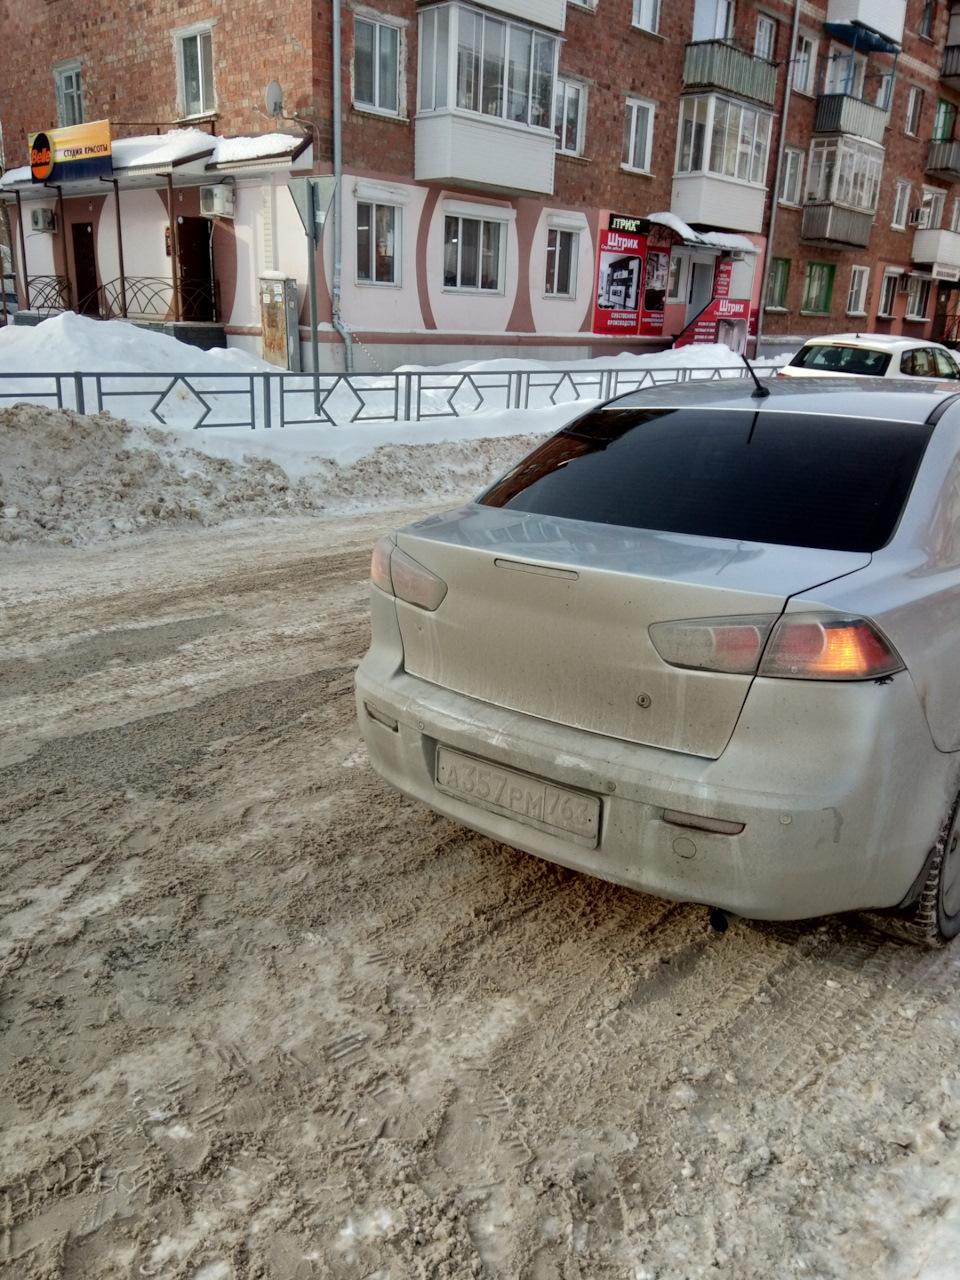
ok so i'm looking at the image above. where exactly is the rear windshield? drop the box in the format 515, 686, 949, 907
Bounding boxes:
789, 344, 891, 375
479, 408, 934, 552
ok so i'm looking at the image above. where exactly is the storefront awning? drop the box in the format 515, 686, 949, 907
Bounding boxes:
1, 127, 311, 198
646, 212, 759, 255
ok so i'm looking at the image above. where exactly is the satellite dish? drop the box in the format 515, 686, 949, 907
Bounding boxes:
265, 81, 284, 117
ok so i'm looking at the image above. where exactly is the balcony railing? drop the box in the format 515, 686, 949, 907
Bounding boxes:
682, 40, 777, 107
814, 94, 889, 145
926, 139, 960, 181
800, 202, 874, 248
21, 276, 220, 323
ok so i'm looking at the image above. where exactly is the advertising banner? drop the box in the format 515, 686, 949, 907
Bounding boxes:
30, 120, 112, 183
593, 214, 665, 338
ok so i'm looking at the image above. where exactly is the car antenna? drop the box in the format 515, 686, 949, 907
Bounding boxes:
741, 353, 770, 399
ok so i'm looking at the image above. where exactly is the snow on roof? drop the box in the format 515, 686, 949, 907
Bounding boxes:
0, 128, 308, 190
647, 212, 758, 255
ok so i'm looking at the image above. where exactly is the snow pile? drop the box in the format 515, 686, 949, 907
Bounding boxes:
0, 403, 546, 547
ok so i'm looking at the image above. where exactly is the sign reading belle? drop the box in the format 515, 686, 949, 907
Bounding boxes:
29, 120, 113, 183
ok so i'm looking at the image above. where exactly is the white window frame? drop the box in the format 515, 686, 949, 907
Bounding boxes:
676, 93, 772, 186
905, 275, 931, 321
765, 257, 789, 309
442, 200, 513, 293
418, 4, 558, 132
906, 86, 923, 137
353, 15, 403, 115
878, 270, 900, 317
554, 77, 585, 155
793, 33, 817, 95
175, 23, 216, 119
921, 186, 946, 231
633, 0, 660, 32
754, 13, 776, 61
892, 180, 911, 229
54, 59, 84, 128
623, 96, 655, 174
693, 0, 734, 42
779, 147, 804, 204
667, 253, 689, 302
950, 197, 960, 232
356, 198, 401, 286
544, 226, 579, 298
823, 43, 866, 97
846, 265, 869, 315
806, 136, 883, 213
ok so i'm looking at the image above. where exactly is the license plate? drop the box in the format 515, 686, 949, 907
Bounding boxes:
435, 746, 600, 846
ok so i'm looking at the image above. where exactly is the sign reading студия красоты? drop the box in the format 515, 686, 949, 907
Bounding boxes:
29, 121, 112, 183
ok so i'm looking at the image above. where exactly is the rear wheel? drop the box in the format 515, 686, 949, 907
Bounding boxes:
903, 793, 960, 947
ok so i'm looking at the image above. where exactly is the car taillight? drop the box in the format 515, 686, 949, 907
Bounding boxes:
650, 611, 903, 680
759, 614, 902, 680
370, 535, 447, 611
649, 616, 775, 674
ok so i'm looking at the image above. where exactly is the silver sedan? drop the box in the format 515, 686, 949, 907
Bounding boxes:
356, 378, 960, 945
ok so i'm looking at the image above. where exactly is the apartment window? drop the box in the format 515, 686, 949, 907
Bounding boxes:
847, 265, 869, 315
54, 61, 84, 127
878, 271, 899, 317
934, 99, 956, 142
676, 94, 771, 184
807, 137, 883, 212
951, 198, 960, 231
354, 17, 400, 114
544, 228, 577, 296
892, 180, 911, 228
633, 0, 660, 32
875, 73, 893, 110
766, 257, 789, 308
919, 0, 934, 39
906, 86, 923, 136
178, 26, 215, 118
419, 4, 556, 130
693, 0, 734, 42
357, 202, 398, 284
793, 34, 817, 95
554, 78, 584, 155
906, 275, 931, 320
823, 45, 865, 97
779, 147, 804, 204
802, 262, 835, 313
623, 97, 655, 172
443, 214, 503, 290
921, 187, 946, 229
667, 255, 688, 301
754, 14, 776, 61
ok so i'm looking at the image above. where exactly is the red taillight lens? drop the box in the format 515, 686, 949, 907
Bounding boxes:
760, 615, 902, 680
369, 535, 447, 612
649, 616, 775, 674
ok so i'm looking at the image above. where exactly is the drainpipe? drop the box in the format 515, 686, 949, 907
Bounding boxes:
755, 0, 803, 358
15, 190, 30, 310
331, 0, 354, 372
112, 178, 128, 318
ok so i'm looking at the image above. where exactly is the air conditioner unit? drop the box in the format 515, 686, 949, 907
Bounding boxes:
200, 185, 235, 219
29, 207, 56, 233
909, 207, 930, 228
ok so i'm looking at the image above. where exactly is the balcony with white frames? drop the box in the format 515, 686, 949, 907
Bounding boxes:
825, 0, 905, 50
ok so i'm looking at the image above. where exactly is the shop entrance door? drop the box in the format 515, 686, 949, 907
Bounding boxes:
176, 216, 215, 321
686, 258, 715, 325
72, 222, 99, 315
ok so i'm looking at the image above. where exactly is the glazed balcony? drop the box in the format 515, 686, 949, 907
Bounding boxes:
415, 113, 556, 194
926, 139, 960, 181
800, 202, 874, 248
681, 40, 777, 108
814, 93, 889, 145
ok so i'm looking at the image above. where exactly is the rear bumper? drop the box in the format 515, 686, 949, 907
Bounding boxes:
355, 602, 955, 922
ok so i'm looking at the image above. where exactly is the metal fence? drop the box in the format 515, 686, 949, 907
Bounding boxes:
0, 363, 759, 431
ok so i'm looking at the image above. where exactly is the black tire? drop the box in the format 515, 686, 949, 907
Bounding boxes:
903, 793, 960, 947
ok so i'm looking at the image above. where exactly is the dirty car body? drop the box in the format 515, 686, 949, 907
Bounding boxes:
356, 379, 960, 942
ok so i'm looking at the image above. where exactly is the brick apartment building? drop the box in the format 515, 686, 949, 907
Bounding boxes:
0, 0, 958, 369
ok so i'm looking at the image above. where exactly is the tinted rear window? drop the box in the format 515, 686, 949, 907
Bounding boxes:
479, 408, 934, 552
789, 344, 891, 375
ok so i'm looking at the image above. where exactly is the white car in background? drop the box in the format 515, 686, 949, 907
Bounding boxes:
779, 333, 960, 381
